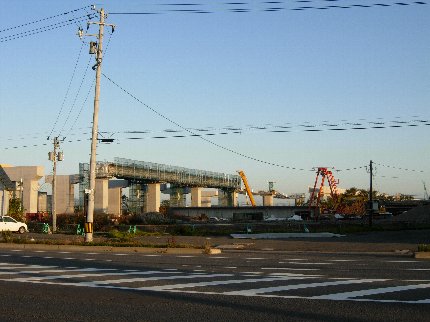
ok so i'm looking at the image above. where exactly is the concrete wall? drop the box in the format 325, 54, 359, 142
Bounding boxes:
108, 187, 122, 216
3, 166, 43, 213
0, 189, 11, 216
45, 175, 78, 215
168, 206, 313, 221
95, 179, 109, 214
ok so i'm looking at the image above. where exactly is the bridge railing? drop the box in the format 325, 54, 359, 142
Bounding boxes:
93, 157, 241, 190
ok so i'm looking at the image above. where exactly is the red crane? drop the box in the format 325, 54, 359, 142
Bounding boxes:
309, 167, 340, 217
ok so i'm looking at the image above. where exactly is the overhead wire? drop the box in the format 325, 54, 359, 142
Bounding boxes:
63, 30, 115, 139
0, 5, 92, 33
47, 41, 85, 140
101, 72, 374, 173
108, 0, 426, 15
57, 55, 93, 138
0, 14, 95, 43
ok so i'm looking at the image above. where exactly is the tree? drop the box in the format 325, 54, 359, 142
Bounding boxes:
7, 197, 25, 221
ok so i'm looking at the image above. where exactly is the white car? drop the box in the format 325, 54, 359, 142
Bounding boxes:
0, 216, 27, 234
287, 215, 303, 221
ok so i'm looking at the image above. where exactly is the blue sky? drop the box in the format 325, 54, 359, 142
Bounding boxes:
0, 0, 429, 198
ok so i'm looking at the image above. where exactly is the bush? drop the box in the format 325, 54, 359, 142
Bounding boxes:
418, 244, 430, 252
1, 230, 12, 243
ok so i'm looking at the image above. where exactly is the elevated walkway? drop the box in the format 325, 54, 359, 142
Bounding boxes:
84, 157, 241, 190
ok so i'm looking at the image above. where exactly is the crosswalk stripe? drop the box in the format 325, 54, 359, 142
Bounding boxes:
311, 283, 430, 300
87, 273, 232, 286
137, 276, 317, 291
224, 279, 385, 296
0, 261, 429, 304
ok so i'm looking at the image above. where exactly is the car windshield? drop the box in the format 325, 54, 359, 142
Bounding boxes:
3, 217, 17, 223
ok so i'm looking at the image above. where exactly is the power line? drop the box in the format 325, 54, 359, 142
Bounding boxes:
0, 15, 95, 43
47, 41, 85, 140
108, 0, 426, 15
102, 71, 370, 173
63, 31, 114, 139
0, 5, 92, 33
374, 162, 425, 173
57, 56, 93, 138
1, 115, 428, 145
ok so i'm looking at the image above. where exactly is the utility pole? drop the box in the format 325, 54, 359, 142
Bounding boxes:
78, 7, 115, 242
368, 160, 373, 227
48, 137, 63, 233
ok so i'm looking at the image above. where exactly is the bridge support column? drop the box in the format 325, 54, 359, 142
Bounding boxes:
144, 183, 160, 213
129, 183, 145, 214
263, 194, 274, 206
170, 186, 186, 207
191, 187, 201, 207
218, 189, 238, 207
95, 178, 109, 214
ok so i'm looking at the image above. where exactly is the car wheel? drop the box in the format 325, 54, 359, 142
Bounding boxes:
18, 226, 26, 234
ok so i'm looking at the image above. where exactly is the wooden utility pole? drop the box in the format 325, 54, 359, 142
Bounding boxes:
78, 7, 115, 242
369, 160, 373, 227
49, 137, 62, 233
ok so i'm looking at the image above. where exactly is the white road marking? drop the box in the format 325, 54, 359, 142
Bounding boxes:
2, 262, 430, 304
143, 255, 161, 257
329, 260, 357, 262
386, 260, 418, 263
74, 273, 232, 287
246, 258, 265, 260
287, 262, 332, 265
210, 257, 229, 259
261, 268, 320, 271
58, 252, 71, 254
113, 254, 129, 256
34, 251, 46, 253
137, 276, 306, 291
311, 283, 430, 300
224, 279, 384, 296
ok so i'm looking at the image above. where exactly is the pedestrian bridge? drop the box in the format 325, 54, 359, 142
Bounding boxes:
90, 157, 241, 190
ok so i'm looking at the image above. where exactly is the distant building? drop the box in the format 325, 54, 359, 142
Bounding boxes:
308, 186, 346, 201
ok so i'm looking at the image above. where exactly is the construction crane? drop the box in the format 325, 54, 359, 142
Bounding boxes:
237, 170, 256, 206
309, 167, 340, 215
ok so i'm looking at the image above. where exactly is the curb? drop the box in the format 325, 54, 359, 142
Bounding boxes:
221, 249, 415, 257
415, 252, 430, 259
0, 243, 204, 254
0, 242, 416, 257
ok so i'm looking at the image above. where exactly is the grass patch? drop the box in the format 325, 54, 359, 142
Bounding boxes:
418, 244, 430, 252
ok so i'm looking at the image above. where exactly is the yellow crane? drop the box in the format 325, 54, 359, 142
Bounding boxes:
237, 170, 256, 206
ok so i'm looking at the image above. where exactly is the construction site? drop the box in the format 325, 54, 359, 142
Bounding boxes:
1, 157, 428, 226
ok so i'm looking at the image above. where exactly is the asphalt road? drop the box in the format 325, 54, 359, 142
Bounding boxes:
1, 246, 430, 321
